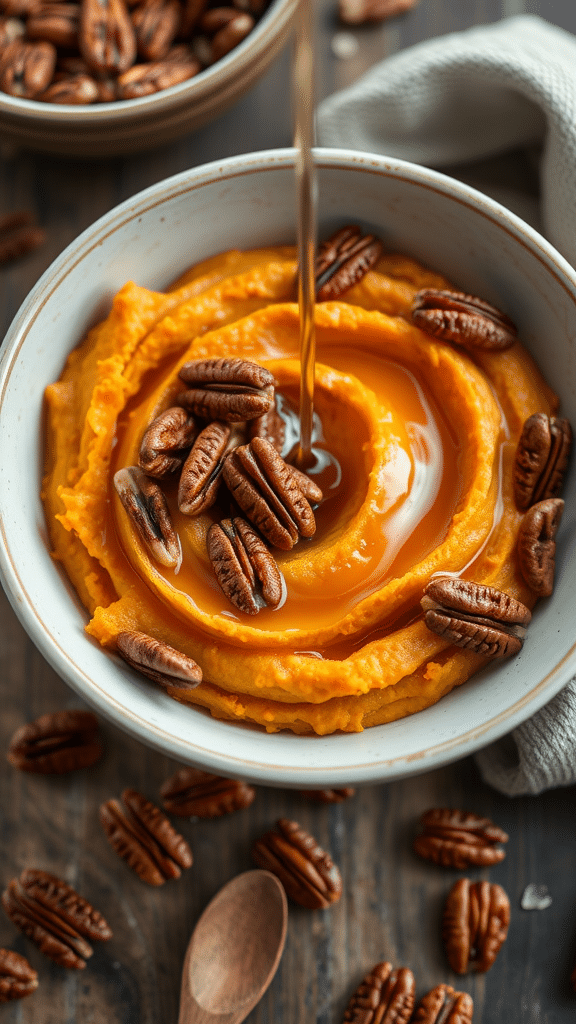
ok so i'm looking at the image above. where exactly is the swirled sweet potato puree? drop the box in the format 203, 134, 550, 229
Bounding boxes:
42, 246, 558, 734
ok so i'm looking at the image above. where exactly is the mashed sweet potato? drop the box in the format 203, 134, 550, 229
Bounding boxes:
42, 246, 558, 734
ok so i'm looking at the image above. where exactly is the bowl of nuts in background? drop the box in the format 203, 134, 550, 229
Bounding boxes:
0, 0, 296, 155
1, 147, 576, 787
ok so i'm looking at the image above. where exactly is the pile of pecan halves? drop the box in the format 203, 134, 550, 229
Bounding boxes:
2, 707, 538, 1023
0, 0, 269, 103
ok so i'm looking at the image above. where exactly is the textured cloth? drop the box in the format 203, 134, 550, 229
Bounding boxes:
317, 15, 576, 796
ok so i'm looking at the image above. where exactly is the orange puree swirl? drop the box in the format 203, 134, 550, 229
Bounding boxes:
42, 247, 558, 734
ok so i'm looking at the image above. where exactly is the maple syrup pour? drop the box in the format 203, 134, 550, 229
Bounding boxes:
293, 0, 317, 469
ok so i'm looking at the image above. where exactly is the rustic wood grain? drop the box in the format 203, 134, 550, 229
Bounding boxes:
2, 1, 576, 1021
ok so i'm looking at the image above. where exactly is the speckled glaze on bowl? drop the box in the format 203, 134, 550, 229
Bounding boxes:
0, 0, 296, 157
1, 149, 575, 786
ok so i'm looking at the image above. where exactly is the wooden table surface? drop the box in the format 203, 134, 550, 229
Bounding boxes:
2, 1, 576, 1021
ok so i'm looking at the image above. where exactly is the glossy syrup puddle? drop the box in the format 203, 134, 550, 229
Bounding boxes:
111, 344, 476, 642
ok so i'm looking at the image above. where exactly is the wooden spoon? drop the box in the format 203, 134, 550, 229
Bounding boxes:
178, 869, 288, 1024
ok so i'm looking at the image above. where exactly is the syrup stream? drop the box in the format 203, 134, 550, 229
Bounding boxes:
293, 0, 317, 469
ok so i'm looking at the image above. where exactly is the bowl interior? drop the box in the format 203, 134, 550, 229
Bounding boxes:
1, 149, 576, 785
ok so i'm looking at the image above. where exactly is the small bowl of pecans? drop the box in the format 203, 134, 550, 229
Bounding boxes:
1, 148, 576, 786
0, 0, 296, 155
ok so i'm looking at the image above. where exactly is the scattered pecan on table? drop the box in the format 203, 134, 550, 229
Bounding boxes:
100, 787, 193, 885
0, 211, 45, 264
0, 948, 38, 1002
115, 630, 202, 691
315, 224, 383, 301
222, 436, 318, 550
160, 766, 256, 818
517, 497, 564, 597
343, 961, 415, 1024
252, 818, 342, 909
177, 356, 275, 423
207, 515, 283, 614
513, 411, 572, 510
300, 787, 356, 803
7, 709, 103, 774
410, 288, 517, 351
421, 577, 531, 658
443, 878, 510, 974
413, 808, 508, 869
411, 983, 473, 1024
113, 465, 181, 568
2, 869, 112, 969
339, 0, 420, 24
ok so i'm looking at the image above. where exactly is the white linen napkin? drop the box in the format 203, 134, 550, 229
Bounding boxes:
317, 15, 576, 796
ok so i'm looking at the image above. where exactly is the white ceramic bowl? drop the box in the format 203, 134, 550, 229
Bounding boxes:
1, 148, 576, 786
0, 0, 296, 157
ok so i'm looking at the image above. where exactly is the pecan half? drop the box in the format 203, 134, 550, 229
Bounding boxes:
411, 288, 517, 351
343, 961, 415, 1024
207, 515, 283, 614
7, 710, 102, 774
0, 949, 38, 1002
116, 48, 199, 94
288, 463, 323, 504
116, 630, 202, 691
339, 0, 419, 22
517, 497, 564, 597
37, 71, 99, 101
131, 0, 180, 60
160, 766, 256, 818
252, 818, 342, 909
178, 357, 275, 423
248, 397, 285, 452
2, 869, 112, 969
199, 6, 238, 32
413, 808, 508, 868
300, 788, 355, 803
0, 0, 39, 15
139, 406, 197, 478
443, 878, 510, 973
0, 211, 45, 264
178, 420, 242, 515
114, 465, 180, 567
411, 984, 473, 1024
0, 38, 55, 96
232, 0, 269, 12
513, 412, 572, 510
421, 577, 531, 658
79, 0, 136, 73
222, 436, 316, 549
315, 225, 383, 301
178, 0, 207, 36
26, 2, 79, 47
209, 10, 253, 60
0, 16, 26, 48
100, 788, 193, 885
246, 407, 323, 502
